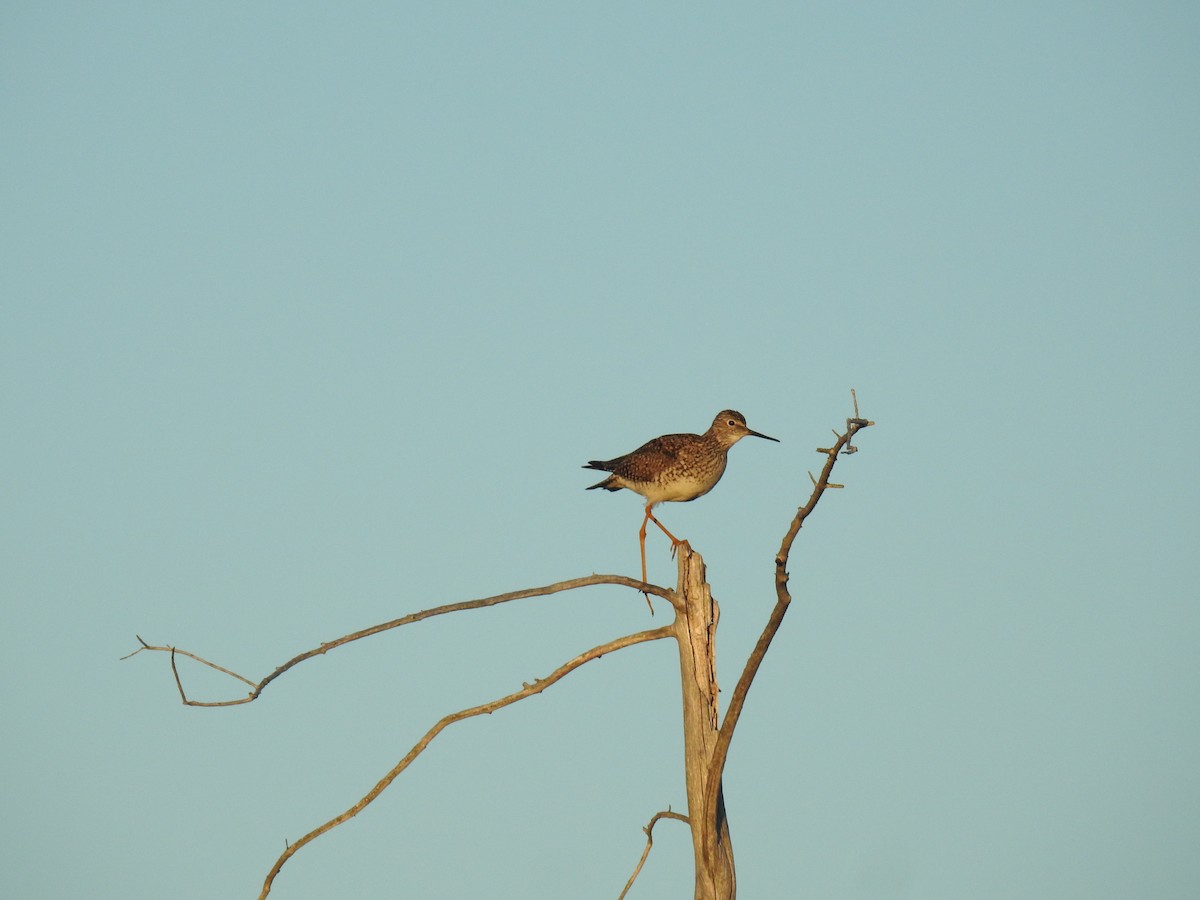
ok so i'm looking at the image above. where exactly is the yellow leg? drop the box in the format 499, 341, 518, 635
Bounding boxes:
645, 507, 682, 547
638, 509, 651, 584
648, 505, 688, 559
638, 504, 688, 612
637, 510, 654, 613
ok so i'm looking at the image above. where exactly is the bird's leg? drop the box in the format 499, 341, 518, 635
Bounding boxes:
638, 509, 651, 585
637, 505, 684, 611
645, 505, 689, 561
645, 507, 683, 547
637, 510, 654, 613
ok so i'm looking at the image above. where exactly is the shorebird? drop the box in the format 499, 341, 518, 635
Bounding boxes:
583, 410, 779, 586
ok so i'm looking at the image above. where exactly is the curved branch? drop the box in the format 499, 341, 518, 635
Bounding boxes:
259, 623, 674, 899
700, 408, 873, 846
618, 809, 690, 899
124, 573, 675, 706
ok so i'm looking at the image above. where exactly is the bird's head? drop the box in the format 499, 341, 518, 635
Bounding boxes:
710, 410, 780, 446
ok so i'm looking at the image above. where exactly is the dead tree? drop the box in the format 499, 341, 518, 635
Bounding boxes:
126, 398, 873, 899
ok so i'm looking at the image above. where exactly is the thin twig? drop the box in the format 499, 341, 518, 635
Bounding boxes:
126, 574, 675, 706
259, 624, 674, 899
618, 809, 690, 899
122, 635, 258, 688
699, 396, 873, 856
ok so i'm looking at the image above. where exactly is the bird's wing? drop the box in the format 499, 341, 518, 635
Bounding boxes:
606, 434, 686, 480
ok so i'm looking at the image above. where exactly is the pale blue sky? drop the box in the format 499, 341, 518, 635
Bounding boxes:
3, 3, 1198, 898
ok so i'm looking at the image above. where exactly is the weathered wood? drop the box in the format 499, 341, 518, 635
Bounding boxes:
673, 545, 736, 899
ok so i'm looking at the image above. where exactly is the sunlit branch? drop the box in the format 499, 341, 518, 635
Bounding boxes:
618, 808, 690, 899
124, 573, 675, 706
259, 624, 674, 899
700, 399, 873, 854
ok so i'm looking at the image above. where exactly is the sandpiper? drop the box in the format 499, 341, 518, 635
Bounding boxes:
584, 410, 779, 585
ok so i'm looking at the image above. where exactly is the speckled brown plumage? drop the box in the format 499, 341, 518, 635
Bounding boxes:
583, 410, 779, 588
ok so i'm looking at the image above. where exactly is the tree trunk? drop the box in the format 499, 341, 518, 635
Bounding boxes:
673, 545, 736, 900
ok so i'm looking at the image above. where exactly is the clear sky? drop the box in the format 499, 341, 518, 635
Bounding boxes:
3, 3, 1198, 898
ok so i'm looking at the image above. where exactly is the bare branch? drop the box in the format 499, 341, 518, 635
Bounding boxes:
618, 808, 690, 900
259, 624, 675, 899
700, 397, 873, 838
122, 635, 258, 691
126, 573, 675, 706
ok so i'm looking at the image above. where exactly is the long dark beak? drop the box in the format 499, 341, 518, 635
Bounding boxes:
747, 428, 780, 442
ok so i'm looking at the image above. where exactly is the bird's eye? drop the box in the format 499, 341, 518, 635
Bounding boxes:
727, 419, 736, 426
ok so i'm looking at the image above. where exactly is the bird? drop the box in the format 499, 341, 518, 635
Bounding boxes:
583, 410, 779, 587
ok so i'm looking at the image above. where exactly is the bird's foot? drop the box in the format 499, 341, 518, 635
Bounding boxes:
670, 538, 691, 560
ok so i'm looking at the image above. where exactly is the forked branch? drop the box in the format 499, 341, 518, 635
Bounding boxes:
129, 396, 871, 899
124, 573, 674, 706
259, 623, 674, 899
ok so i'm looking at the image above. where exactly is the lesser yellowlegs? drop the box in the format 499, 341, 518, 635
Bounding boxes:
584, 410, 779, 585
